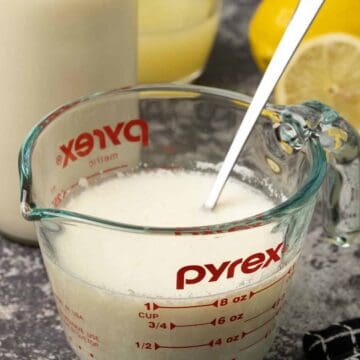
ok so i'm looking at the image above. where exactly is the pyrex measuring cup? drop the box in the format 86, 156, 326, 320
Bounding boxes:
19, 85, 359, 360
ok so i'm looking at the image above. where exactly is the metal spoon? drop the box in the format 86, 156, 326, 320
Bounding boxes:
204, 0, 325, 209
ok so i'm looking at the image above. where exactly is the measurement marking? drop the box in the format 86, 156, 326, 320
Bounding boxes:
86, 164, 128, 180
245, 295, 284, 322
244, 305, 275, 323
152, 300, 218, 310
86, 171, 101, 180
154, 340, 214, 350
53, 164, 129, 207
102, 164, 128, 174
68, 337, 96, 359
249, 267, 293, 299
242, 311, 279, 338
70, 182, 78, 190
170, 318, 216, 330
238, 329, 273, 352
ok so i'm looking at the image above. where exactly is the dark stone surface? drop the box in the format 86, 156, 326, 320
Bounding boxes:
0, 0, 359, 359
197, 0, 262, 94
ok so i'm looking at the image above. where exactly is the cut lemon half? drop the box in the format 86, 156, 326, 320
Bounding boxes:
275, 33, 360, 130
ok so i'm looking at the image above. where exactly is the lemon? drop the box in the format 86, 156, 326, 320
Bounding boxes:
249, 0, 360, 71
274, 33, 360, 130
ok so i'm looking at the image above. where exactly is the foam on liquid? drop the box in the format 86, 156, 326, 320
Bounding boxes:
50, 170, 280, 298
67, 169, 274, 226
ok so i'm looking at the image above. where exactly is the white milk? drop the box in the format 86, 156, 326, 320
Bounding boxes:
0, 0, 137, 243
41, 170, 296, 360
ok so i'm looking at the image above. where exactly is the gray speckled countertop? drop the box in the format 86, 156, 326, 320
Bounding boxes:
0, 1, 359, 359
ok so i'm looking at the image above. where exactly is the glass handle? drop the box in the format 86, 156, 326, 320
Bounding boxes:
276, 101, 360, 247
311, 103, 360, 247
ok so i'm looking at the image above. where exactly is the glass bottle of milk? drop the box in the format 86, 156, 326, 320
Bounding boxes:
0, 0, 137, 244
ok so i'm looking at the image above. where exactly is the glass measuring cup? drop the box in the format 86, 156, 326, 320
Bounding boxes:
19, 85, 359, 360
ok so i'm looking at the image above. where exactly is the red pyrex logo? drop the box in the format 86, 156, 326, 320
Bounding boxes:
58, 119, 148, 168
176, 242, 284, 290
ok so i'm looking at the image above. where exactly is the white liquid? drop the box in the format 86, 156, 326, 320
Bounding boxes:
0, 0, 137, 242
41, 170, 296, 360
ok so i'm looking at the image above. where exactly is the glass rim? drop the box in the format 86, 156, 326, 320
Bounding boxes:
19, 84, 328, 235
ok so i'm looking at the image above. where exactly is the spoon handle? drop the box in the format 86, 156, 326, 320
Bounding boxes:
204, 0, 325, 209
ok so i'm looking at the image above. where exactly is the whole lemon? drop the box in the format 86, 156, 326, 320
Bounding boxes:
249, 0, 360, 71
